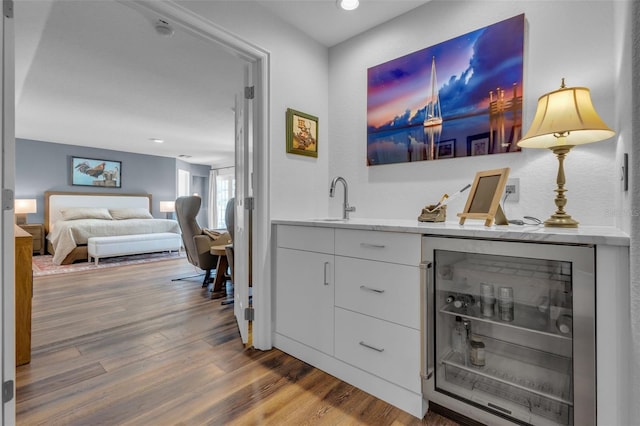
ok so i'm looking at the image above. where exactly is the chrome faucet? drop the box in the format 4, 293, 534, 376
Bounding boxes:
329, 176, 356, 220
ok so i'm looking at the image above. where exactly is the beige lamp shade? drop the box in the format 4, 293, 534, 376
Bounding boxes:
159, 201, 175, 213
15, 199, 37, 225
518, 83, 615, 149
14, 199, 37, 214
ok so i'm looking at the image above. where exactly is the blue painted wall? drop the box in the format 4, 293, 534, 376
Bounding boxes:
16, 138, 211, 225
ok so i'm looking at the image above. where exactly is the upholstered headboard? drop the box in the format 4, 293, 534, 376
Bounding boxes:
44, 191, 152, 233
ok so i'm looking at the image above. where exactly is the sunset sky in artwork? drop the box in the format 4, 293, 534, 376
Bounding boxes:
367, 15, 524, 130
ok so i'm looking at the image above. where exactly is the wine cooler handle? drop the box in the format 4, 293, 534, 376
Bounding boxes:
420, 261, 434, 383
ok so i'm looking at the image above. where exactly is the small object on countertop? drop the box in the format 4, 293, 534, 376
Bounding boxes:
440, 183, 472, 208
418, 204, 446, 222
427, 193, 449, 212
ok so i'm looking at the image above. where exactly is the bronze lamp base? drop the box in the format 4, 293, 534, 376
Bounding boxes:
544, 144, 579, 228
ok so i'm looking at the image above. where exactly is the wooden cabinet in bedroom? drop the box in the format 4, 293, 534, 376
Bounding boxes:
19, 223, 45, 255
15, 225, 33, 366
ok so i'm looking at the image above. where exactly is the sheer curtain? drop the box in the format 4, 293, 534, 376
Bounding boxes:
208, 169, 218, 229
208, 167, 235, 230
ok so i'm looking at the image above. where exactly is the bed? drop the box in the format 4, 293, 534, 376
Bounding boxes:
45, 191, 181, 265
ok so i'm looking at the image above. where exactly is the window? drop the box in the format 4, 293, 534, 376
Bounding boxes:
177, 169, 190, 197
215, 171, 235, 229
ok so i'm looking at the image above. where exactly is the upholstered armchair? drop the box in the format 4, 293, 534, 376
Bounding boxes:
224, 198, 235, 283
175, 196, 231, 286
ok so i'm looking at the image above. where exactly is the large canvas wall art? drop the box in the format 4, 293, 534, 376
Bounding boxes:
367, 14, 525, 166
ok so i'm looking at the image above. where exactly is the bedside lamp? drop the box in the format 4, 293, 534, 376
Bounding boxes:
517, 79, 615, 227
159, 201, 175, 219
14, 199, 37, 225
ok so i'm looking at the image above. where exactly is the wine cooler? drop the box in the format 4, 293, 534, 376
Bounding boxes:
421, 236, 595, 426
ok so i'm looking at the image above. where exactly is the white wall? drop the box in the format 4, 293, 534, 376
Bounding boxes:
612, 2, 635, 422
614, 0, 634, 234
629, 0, 640, 422
328, 1, 620, 226
179, 0, 330, 220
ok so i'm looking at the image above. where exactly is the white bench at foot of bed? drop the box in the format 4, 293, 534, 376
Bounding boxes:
87, 233, 182, 265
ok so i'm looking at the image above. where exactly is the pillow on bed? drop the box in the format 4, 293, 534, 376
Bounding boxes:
60, 207, 113, 221
109, 208, 153, 220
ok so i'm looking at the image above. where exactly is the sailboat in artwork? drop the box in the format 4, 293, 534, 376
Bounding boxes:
423, 56, 443, 127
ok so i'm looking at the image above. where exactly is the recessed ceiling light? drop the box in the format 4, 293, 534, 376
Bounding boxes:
154, 19, 174, 37
150, 138, 164, 144
337, 0, 359, 11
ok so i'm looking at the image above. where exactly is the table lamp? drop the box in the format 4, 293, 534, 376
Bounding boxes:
517, 79, 615, 227
14, 199, 37, 225
159, 201, 175, 219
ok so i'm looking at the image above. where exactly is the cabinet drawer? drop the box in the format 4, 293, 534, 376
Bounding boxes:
335, 307, 421, 393
335, 229, 421, 265
277, 225, 334, 254
335, 257, 420, 329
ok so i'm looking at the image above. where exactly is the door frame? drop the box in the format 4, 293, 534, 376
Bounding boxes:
1, 0, 15, 422
122, 0, 272, 349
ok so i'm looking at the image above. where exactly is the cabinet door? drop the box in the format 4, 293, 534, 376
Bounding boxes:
275, 247, 334, 355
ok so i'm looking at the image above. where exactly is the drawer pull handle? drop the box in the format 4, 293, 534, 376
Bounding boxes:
323, 262, 330, 286
359, 341, 384, 352
360, 285, 385, 294
360, 243, 386, 249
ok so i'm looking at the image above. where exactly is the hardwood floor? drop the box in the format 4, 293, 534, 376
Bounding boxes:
17, 258, 460, 425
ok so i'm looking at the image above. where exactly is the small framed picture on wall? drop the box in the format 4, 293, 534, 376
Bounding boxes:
286, 108, 318, 158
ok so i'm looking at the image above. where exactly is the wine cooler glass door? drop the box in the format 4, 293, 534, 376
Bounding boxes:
423, 236, 594, 426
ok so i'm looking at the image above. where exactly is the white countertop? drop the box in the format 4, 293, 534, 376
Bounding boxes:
272, 218, 630, 247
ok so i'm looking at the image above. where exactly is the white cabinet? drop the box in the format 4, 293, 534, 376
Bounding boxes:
273, 224, 426, 418
335, 307, 421, 393
334, 229, 422, 394
275, 225, 335, 355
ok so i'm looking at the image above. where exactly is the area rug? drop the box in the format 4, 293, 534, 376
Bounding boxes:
32, 251, 186, 277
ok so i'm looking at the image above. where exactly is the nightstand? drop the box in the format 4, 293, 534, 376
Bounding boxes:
19, 223, 45, 255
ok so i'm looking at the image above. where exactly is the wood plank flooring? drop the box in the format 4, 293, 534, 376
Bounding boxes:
17, 258, 460, 425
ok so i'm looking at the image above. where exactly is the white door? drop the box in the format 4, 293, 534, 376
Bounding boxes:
233, 65, 253, 344
1, 0, 16, 423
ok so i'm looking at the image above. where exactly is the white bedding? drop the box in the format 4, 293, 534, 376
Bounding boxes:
47, 218, 181, 265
